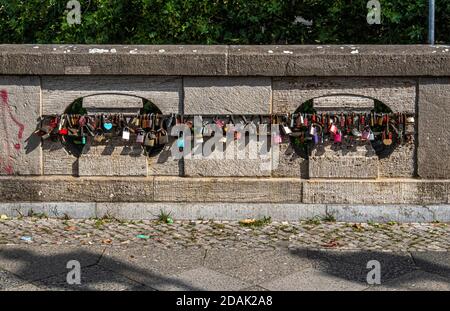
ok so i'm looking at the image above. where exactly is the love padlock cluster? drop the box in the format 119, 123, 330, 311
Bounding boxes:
34, 112, 415, 151
34, 114, 175, 148
287, 112, 415, 147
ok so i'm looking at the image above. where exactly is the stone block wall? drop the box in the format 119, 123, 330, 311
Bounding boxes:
0, 45, 449, 205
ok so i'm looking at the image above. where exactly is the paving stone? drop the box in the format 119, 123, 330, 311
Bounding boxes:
204, 248, 312, 286
241, 285, 270, 291
411, 251, 450, 278
0, 245, 105, 282
36, 265, 143, 291
261, 267, 369, 291
99, 246, 205, 288
153, 267, 250, 291
2, 283, 44, 291
366, 270, 450, 291
305, 250, 417, 283
0, 218, 448, 252
0, 269, 26, 290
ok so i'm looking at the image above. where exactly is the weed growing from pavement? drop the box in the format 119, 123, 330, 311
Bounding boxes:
239, 216, 272, 228
27, 209, 48, 219
322, 214, 336, 223
157, 210, 173, 224
304, 216, 321, 226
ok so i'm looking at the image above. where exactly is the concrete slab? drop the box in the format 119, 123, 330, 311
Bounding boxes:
36, 265, 143, 291
204, 248, 312, 286
411, 252, 450, 279
261, 267, 369, 291
0, 269, 27, 290
327, 204, 444, 223
0, 245, 105, 282
153, 267, 250, 291
2, 283, 44, 291
96, 202, 326, 221
99, 246, 205, 288
366, 270, 450, 291
0, 202, 96, 219
305, 250, 417, 282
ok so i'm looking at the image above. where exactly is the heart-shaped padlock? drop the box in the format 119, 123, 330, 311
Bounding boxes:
177, 136, 185, 151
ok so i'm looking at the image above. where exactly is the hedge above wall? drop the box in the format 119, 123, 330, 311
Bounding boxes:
1, 0, 449, 45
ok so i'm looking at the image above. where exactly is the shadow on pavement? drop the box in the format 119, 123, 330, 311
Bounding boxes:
0, 247, 201, 291
289, 247, 450, 288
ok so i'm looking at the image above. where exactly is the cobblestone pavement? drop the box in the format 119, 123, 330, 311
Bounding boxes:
0, 217, 449, 291
0, 217, 449, 252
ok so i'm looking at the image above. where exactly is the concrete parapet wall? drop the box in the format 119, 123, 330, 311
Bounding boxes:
0, 45, 449, 207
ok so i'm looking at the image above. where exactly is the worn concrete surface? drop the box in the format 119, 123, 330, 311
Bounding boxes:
0, 177, 449, 205
183, 77, 271, 114
272, 77, 416, 114
3, 45, 450, 77
1, 202, 450, 222
0, 217, 448, 291
418, 78, 450, 179
42, 76, 181, 115
0, 76, 41, 176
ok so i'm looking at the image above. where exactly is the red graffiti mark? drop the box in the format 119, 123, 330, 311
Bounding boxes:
0, 89, 25, 175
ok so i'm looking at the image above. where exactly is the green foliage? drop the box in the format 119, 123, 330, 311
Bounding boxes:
0, 0, 448, 44
65, 98, 86, 114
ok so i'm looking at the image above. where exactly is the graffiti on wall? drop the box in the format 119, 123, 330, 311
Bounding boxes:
0, 90, 25, 175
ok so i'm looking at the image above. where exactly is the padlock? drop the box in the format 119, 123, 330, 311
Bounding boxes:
122, 127, 130, 141
131, 116, 140, 127
312, 133, 320, 144
340, 113, 345, 128
273, 134, 282, 144
159, 129, 169, 145
103, 116, 113, 132
406, 116, 415, 124
136, 129, 145, 144
329, 123, 338, 135
177, 136, 185, 151
378, 114, 384, 126
303, 114, 308, 126
351, 127, 362, 137
334, 130, 342, 143
144, 131, 156, 147
80, 127, 87, 145
214, 118, 225, 129
361, 127, 371, 140
309, 125, 317, 136
290, 114, 296, 128
383, 132, 393, 146
35, 116, 58, 139
281, 122, 292, 135
94, 129, 105, 143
